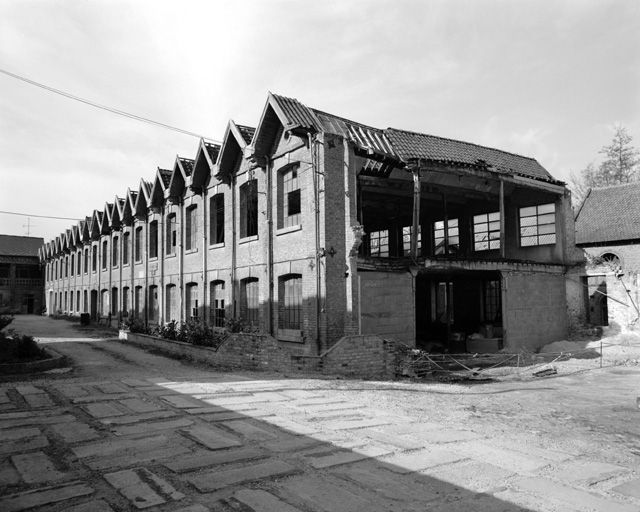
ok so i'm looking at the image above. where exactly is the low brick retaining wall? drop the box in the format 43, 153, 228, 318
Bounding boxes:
123, 332, 397, 379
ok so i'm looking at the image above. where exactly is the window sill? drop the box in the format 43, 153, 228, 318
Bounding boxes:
239, 235, 258, 245
185, 248, 198, 255
149, 257, 158, 262
165, 253, 177, 260
209, 242, 225, 249
277, 329, 303, 343
276, 224, 302, 236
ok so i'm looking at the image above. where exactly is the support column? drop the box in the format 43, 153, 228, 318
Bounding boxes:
500, 178, 506, 258
410, 168, 421, 259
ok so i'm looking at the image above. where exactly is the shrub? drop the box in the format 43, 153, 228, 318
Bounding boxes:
224, 317, 259, 334
157, 320, 179, 340
16, 334, 45, 359
0, 315, 14, 331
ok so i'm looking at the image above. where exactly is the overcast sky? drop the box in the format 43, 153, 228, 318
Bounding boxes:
0, 0, 638, 242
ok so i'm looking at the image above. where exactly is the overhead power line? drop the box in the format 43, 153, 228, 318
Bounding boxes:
0, 67, 220, 142
0, 210, 82, 221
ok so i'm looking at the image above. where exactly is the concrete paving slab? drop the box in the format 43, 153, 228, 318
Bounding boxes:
0, 389, 11, 403
72, 434, 169, 458
612, 477, 640, 499
413, 429, 481, 444
120, 378, 150, 387
161, 395, 209, 408
23, 393, 55, 408
381, 447, 466, 473
72, 393, 136, 403
0, 435, 49, 455
14, 385, 42, 395
361, 428, 426, 450
86, 444, 191, 470
174, 505, 210, 512
277, 474, 387, 512
65, 499, 115, 512
180, 425, 242, 450
0, 411, 74, 429
451, 440, 553, 473
84, 402, 127, 418
113, 417, 193, 436
93, 382, 129, 394
306, 445, 392, 469
99, 410, 177, 425
51, 421, 99, 443
292, 402, 365, 413
421, 459, 516, 492
164, 447, 267, 473
183, 406, 227, 415
548, 458, 628, 485
52, 384, 89, 399
104, 469, 166, 509
0, 459, 21, 485
11, 451, 67, 483
232, 489, 304, 512
187, 460, 299, 492
119, 398, 161, 413
513, 476, 639, 512
0, 483, 94, 512
261, 417, 319, 436
222, 419, 280, 440
1, 427, 41, 441
319, 417, 391, 431
199, 411, 247, 422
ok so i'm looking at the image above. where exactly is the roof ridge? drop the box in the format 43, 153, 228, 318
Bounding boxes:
386, 127, 540, 163
311, 108, 384, 133
588, 181, 640, 191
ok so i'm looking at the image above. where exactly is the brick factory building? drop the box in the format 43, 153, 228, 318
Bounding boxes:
41, 93, 583, 354
0, 234, 44, 314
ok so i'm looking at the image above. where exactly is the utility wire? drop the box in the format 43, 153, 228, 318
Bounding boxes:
0, 67, 221, 143
0, 210, 82, 221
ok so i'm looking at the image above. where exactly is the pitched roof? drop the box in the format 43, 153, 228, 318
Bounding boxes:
235, 125, 255, 145
178, 157, 194, 177
158, 169, 172, 188
0, 235, 44, 257
203, 141, 220, 164
385, 128, 556, 182
575, 182, 640, 245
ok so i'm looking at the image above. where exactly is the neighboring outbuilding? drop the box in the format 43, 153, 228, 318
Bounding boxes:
574, 182, 640, 329
41, 93, 583, 354
0, 235, 44, 314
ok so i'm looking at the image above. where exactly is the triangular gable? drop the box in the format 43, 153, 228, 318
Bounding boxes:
167, 161, 185, 199
149, 171, 166, 209
61, 230, 71, 252
89, 210, 102, 239
115, 196, 127, 223
80, 217, 91, 241
216, 120, 254, 182
192, 138, 220, 190
252, 92, 319, 159
133, 180, 150, 217
177, 157, 195, 181
70, 225, 80, 248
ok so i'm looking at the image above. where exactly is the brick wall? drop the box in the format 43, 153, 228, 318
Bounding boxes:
322, 335, 396, 379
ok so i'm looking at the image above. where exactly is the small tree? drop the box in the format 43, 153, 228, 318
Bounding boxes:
570, 126, 640, 206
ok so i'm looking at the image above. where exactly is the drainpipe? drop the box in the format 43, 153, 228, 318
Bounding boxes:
160, 207, 165, 324
309, 133, 322, 354
144, 213, 149, 328
178, 199, 184, 323
202, 187, 207, 324
118, 228, 123, 323
499, 178, 506, 259
231, 175, 237, 318
266, 155, 274, 336
108, 231, 113, 320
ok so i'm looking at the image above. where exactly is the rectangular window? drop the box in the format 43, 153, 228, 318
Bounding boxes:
122, 287, 129, 317
134, 286, 142, 318
76, 290, 80, 313
474, 212, 501, 251
122, 232, 129, 265
111, 288, 118, 316
369, 230, 389, 257
165, 284, 175, 321
186, 283, 199, 320
482, 280, 501, 323
70, 291, 73, 312
166, 214, 177, 255
112, 236, 119, 267
240, 278, 259, 326
149, 221, 158, 258
102, 240, 108, 270
279, 274, 302, 330
210, 281, 225, 327
520, 203, 556, 247
434, 218, 459, 255
240, 180, 258, 238
77, 251, 81, 274
70, 254, 75, 276
65, 256, 69, 277
84, 248, 89, 274
279, 165, 301, 228
209, 194, 225, 244
148, 285, 158, 322
135, 226, 143, 262
185, 206, 197, 251
402, 225, 422, 256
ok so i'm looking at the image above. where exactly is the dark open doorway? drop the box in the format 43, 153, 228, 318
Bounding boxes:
416, 270, 502, 352
585, 275, 608, 326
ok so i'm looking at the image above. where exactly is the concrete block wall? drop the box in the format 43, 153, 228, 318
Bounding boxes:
503, 271, 568, 351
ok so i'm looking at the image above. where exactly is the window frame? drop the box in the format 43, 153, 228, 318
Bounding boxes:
519, 203, 556, 247
278, 274, 303, 336
209, 194, 225, 245
240, 180, 258, 239
433, 218, 460, 255
185, 206, 197, 251
149, 221, 158, 259
473, 212, 501, 252
210, 280, 226, 328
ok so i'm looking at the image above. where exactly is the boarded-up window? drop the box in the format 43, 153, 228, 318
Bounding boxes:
240, 180, 258, 238
519, 203, 556, 247
279, 274, 302, 330
111, 287, 118, 315
210, 280, 225, 327
165, 284, 176, 321
209, 194, 225, 244
134, 286, 142, 318
474, 212, 501, 251
240, 278, 259, 326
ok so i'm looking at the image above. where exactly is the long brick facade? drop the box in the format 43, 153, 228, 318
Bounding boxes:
41, 93, 584, 354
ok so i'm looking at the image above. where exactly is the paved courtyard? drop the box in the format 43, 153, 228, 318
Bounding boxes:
1, 316, 639, 511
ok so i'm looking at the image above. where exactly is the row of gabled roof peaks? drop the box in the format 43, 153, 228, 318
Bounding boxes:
41, 92, 558, 260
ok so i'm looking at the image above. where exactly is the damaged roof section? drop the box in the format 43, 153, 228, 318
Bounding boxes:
575, 182, 640, 245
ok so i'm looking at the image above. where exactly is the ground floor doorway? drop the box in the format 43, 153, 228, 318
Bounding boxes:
415, 270, 502, 352
585, 275, 608, 326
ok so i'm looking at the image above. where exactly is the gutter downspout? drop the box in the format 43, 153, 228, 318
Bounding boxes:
266, 155, 274, 336
159, 209, 165, 324
231, 175, 237, 318
118, 228, 123, 323
202, 187, 208, 324
178, 199, 184, 323
144, 214, 149, 328
309, 133, 322, 354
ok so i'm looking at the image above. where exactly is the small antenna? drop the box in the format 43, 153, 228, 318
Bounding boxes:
23, 217, 33, 236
